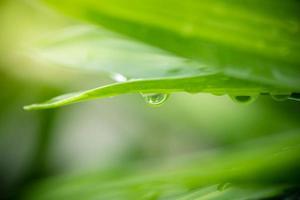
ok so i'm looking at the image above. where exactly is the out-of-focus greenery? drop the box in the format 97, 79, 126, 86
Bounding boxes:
0, 0, 300, 200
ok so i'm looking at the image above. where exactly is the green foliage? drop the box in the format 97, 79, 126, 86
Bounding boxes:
24, 0, 300, 110
23, 130, 300, 199
17, 0, 300, 199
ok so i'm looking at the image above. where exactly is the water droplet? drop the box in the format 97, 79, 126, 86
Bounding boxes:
112, 73, 127, 82
217, 183, 231, 191
184, 88, 199, 94
142, 93, 169, 107
212, 92, 225, 96
289, 93, 300, 101
229, 95, 258, 104
271, 93, 291, 102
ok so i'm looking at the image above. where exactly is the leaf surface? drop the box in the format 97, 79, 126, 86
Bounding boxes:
25, 0, 300, 109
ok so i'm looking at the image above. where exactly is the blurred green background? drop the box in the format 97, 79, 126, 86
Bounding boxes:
0, 0, 300, 199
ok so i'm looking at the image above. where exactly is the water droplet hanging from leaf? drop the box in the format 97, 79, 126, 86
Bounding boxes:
229, 95, 258, 104
289, 93, 300, 101
141, 93, 169, 107
271, 93, 291, 102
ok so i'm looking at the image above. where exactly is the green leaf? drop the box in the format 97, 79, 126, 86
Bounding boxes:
24, 73, 291, 110
42, 0, 300, 89
23, 130, 300, 199
174, 185, 283, 200
24, 0, 300, 110
32, 26, 208, 79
